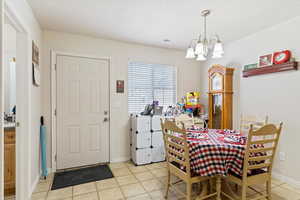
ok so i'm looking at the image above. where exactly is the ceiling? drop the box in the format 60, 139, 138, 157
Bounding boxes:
27, 0, 300, 49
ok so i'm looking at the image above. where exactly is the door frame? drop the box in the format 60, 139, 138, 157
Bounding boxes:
50, 51, 111, 172
1, 1, 32, 199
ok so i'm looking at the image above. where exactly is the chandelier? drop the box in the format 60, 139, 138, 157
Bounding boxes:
185, 10, 224, 61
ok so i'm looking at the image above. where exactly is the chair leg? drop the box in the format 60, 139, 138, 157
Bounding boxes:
165, 171, 171, 199
267, 179, 272, 200
186, 182, 192, 200
235, 183, 239, 192
209, 179, 213, 193
241, 184, 247, 200
216, 177, 221, 200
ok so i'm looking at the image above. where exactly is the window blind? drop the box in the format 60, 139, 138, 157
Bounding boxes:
128, 61, 176, 114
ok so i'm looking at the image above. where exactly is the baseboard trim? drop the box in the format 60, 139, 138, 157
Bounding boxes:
29, 174, 40, 199
272, 172, 300, 188
110, 157, 130, 163
29, 168, 55, 199
47, 168, 54, 173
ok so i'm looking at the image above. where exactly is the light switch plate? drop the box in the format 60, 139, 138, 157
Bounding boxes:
279, 152, 286, 161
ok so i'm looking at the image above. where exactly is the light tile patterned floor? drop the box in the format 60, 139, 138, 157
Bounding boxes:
28, 161, 300, 200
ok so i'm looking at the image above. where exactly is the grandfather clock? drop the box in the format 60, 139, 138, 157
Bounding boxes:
208, 65, 234, 129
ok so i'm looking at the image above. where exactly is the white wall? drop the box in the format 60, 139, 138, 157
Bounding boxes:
4, 23, 16, 114
4, 0, 43, 198
42, 30, 201, 167
200, 16, 300, 187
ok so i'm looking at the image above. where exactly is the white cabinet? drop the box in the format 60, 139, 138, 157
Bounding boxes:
131, 148, 152, 165
151, 146, 165, 163
131, 115, 151, 133
151, 115, 161, 131
151, 131, 164, 147
132, 132, 151, 148
130, 114, 165, 165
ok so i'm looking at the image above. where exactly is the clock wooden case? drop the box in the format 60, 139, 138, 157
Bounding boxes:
208, 65, 234, 129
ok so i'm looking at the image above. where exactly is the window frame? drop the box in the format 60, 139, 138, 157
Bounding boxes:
127, 60, 178, 114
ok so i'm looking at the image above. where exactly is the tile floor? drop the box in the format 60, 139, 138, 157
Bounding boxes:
27, 161, 300, 200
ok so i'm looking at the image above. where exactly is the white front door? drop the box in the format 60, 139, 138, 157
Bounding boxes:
56, 55, 109, 170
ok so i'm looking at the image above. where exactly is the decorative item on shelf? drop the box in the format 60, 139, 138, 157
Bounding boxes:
243, 63, 257, 71
116, 80, 124, 93
243, 50, 297, 77
259, 54, 273, 67
273, 50, 291, 65
183, 92, 204, 117
243, 61, 298, 78
185, 92, 201, 109
185, 10, 224, 61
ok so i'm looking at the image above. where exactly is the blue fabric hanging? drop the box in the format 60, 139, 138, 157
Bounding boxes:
40, 116, 48, 178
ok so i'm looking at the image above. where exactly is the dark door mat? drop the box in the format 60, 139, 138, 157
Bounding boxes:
51, 164, 113, 190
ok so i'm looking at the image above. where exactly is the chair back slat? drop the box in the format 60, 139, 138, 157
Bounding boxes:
251, 124, 277, 136
249, 147, 275, 154
161, 119, 191, 176
167, 138, 185, 149
250, 138, 276, 145
248, 155, 273, 162
164, 132, 186, 143
242, 123, 283, 178
248, 163, 271, 170
163, 120, 187, 134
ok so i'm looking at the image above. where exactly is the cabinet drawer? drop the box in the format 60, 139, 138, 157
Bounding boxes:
151, 146, 165, 163
151, 116, 162, 131
151, 131, 164, 147
133, 132, 151, 148
5, 130, 15, 144
131, 147, 152, 165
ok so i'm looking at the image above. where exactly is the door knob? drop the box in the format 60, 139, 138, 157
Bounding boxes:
16, 122, 20, 127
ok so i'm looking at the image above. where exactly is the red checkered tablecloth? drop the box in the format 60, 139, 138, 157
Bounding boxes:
186, 128, 246, 177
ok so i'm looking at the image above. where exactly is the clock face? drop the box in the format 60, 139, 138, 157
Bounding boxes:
211, 73, 222, 91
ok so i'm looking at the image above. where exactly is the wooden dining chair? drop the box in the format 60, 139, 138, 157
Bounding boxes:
240, 115, 269, 134
194, 118, 205, 128
222, 123, 283, 200
161, 119, 219, 200
175, 114, 195, 129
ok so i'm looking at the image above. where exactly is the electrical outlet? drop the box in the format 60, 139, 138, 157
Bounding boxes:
279, 152, 286, 161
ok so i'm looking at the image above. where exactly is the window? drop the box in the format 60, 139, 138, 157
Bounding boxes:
128, 61, 176, 114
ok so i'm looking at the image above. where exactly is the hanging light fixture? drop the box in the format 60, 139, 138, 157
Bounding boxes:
185, 10, 224, 61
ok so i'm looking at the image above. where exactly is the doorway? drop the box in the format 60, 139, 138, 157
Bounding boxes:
1, 2, 31, 200
3, 22, 17, 199
53, 53, 110, 170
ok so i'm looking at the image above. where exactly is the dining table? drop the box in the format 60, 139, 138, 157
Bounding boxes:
187, 127, 247, 177
184, 127, 248, 200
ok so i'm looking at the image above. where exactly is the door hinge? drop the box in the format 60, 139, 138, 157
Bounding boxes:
55, 154, 57, 162
54, 64, 57, 70
54, 109, 57, 116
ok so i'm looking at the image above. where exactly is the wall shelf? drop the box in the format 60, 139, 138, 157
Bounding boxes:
243, 61, 298, 78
